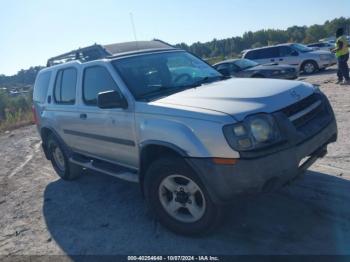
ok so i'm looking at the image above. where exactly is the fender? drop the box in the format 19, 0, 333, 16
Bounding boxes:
139, 140, 188, 157
138, 118, 211, 158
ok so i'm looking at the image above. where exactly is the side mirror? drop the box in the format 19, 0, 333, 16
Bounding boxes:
97, 90, 128, 109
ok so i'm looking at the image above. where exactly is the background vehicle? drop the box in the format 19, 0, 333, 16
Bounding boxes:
33, 40, 337, 235
213, 58, 298, 79
242, 43, 337, 74
307, 42, 335, 51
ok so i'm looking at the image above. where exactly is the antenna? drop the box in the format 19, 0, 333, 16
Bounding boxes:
129, 12, 138, 42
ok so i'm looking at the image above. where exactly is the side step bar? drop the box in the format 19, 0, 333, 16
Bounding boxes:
69, 155, 139, 183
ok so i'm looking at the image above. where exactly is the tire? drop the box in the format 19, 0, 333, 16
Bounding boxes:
144, 156, 223, 235
301, 61, 318, 74
47, 134, 81, 180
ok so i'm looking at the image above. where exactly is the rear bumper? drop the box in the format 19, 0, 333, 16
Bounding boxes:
186, 119, 337, 204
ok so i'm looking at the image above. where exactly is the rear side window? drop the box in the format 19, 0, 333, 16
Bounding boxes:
54, 68, 77, 104
33, 71, 51, 103
246, 48, 278, 59
83, 66, 120, 106
260, 47, 278, 59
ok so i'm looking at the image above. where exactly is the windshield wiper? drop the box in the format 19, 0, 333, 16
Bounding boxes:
181, 76, 225, 89
137, 76, 226, 101
137, 86, 174, 100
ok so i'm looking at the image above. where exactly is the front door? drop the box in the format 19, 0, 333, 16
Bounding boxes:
67, 63, 138, 169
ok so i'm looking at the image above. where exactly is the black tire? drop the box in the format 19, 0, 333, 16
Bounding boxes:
144, 156, 223, 235
47, 134, 81, 180
301, 60, 318, 74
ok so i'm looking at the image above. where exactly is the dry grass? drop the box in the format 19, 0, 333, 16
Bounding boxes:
0, 109, 34, 133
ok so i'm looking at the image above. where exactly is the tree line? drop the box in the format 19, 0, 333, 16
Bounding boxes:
0, 66, 44, 88
175, 17, 350, 59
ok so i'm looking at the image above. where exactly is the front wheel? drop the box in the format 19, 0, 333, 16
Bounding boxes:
302, 61, 318, 74
144, 157, 222, 235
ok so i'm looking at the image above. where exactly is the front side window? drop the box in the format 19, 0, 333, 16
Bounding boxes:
83, 66, 121, 106
33, 71, 51, 103
54, 68, 77, 104
112, 51, 222, 101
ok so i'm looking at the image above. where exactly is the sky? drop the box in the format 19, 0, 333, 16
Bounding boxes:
1, 0, 349, 76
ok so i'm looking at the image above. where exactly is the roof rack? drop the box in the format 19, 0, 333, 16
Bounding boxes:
46, 40, 175, 67
47, 44, 110, 67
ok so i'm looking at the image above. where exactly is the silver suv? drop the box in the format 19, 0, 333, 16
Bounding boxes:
242, 43, 337, 74
33, 40, 337, 235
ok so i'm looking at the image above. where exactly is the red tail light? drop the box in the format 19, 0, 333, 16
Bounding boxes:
32, 105, 39, 125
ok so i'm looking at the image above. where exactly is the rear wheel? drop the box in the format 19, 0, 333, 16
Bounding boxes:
144, 157, 222, 235
47, 134, 81, 180
301, 61, 318, 74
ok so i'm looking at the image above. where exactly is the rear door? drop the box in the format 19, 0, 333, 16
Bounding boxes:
33, 70, 52, 126
68, 62, 138, 169
49, 66, 80, 147
246, 47, 279, 65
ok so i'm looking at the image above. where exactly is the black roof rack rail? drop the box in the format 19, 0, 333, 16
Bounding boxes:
46, 40, 175, 67
46, 44, 110, 67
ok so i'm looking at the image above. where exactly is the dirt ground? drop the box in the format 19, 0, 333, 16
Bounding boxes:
1, 67, 350, 257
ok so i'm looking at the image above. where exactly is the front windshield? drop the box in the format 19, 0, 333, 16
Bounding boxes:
234, 59, 259, 69
291, 43, 313, 53
112, 51, 222, 100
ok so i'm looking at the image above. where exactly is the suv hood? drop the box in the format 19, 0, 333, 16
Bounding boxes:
155, 78, 315, 121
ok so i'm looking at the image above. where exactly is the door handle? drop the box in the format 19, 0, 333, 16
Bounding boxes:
80, 113, 87, 119
270, 59, 275, 62
279, 58, 284, 61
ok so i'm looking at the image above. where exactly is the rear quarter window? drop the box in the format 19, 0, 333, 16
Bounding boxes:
54, 68, 77, 104
33, 71, 52, 103
244, 50, 256, 60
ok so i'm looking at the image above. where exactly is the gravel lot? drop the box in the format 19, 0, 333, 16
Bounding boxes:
1, 67, 350, 256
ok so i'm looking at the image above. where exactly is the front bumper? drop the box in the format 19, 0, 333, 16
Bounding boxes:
186, 118, 337, 204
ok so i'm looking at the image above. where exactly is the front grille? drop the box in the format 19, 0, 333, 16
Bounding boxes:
280, 92, 332, 140
282, 93, 320, 118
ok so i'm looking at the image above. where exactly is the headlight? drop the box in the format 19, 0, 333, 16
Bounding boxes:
249, 117, 273, 142
223, 114, 281, 151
